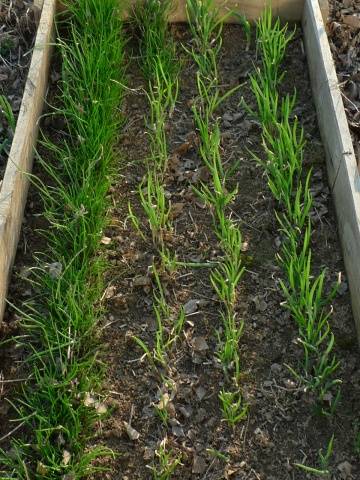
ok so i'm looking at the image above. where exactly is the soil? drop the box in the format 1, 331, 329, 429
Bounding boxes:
328, 0, 360, 161
1, 23, 360, 480
0, 0, 39, 181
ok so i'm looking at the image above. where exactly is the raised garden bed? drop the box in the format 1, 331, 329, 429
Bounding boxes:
1, 0, 360, 479
0, 0, 55, 321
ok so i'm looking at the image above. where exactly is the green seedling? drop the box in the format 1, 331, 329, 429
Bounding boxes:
256, 8, 295, 89
219, 389, 248, 427
139, 172, 171, 246
250, 7, 341, 409
185, 0, 231, 79
127, 201, 147, 241
154, 392, 171, 426
0, 95, 16, 155
294, 435, 334, 476
233, 12, 251, 48
149, 438, 182, 480
216, 312, 244, 369
133, 0, 179, 87
134, 267, 185, 367
0, 95, 16, 130
211, 256, 244, 310
154, 378, 176, 426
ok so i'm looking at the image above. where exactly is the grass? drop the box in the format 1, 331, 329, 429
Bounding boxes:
250, 8, 340, 412
0, 0, 126, 477
133, 266, 185, 367
0, 95, 15, 156
149, 438, 182, 480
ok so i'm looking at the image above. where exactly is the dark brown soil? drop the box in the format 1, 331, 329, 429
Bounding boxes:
1, 22, 359, 480
0, 0, 39, 180
90, 25, 360, 479
328, 0, 360, 161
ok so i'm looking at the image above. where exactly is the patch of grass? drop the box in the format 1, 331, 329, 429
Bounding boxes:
0, 0, 127, 477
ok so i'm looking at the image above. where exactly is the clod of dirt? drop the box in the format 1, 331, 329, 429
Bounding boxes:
337, 461, 352, 478
191, 336, 209, 352
252, 295, 267, 312
192, 454, 207, 474
132, 275, 151, 287
184, 298, 200, 315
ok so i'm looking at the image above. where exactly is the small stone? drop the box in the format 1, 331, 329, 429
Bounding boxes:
337, 461, 352, 479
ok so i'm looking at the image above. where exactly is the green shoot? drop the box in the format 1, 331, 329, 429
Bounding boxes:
250, 7, 341, 410
294, 435, 334, 476
219, 389, 248, 427
149, 438, 182, 480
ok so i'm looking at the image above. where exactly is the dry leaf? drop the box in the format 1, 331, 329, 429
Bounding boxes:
95, 402, 107, 414
342, 14, 360, 29
83, 392, 96, 407
124, 421, 140, 441
133, 275, 151, 287
170, 202, 185, 219
191, 336, 209, 352
101, 236, 112, 245
36, 462, 48, 475
192, 455, 207, 474
62, 450, 71, 466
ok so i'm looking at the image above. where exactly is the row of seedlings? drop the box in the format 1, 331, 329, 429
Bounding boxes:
249, 10, 340, 415
129, 1, 183, 476
186, 0, 248, 426
0, 1, 127, 478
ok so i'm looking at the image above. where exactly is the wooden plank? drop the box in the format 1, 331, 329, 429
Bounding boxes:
168, 0, 306, 22
302, 0, 360, 341
58, 0, 307, 22
0, 0, 56, 320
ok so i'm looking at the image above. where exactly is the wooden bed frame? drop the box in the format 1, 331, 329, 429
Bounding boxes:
1, 0, 359, 345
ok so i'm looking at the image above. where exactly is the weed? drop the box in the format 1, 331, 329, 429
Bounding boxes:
294, 435, 334, 476
134, 267, 185, 367
219, 389, 248, 427
138, 172, 171, 247
149, 438, 182, 480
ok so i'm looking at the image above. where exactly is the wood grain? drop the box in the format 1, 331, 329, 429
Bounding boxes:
58, 0, 309, 21
303, 0, 360, 341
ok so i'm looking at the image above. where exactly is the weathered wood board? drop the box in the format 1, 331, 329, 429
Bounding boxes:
0, 0, 57, 320
58, 0, 308, 21
303, 0, 360, 341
